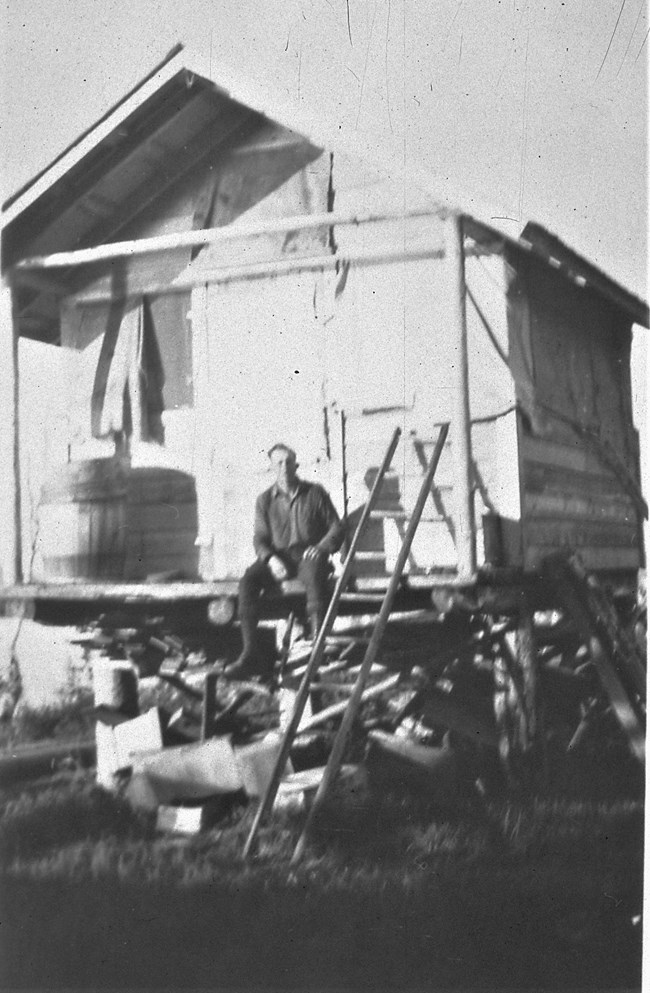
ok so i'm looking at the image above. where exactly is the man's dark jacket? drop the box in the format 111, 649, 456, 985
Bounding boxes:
253, 480, 344, 563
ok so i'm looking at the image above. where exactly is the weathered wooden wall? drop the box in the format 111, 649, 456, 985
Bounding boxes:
19, 120, 642, 587
508, 251, 643, 574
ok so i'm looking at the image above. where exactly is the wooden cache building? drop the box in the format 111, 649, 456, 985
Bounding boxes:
1, 49, 647, 623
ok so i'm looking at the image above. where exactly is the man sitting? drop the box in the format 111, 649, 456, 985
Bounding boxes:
224, 443, 345, 681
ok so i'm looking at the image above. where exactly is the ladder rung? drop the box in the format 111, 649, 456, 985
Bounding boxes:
410, 436, 453, 446
340, 591, 387, 601
370, 510, 446, 522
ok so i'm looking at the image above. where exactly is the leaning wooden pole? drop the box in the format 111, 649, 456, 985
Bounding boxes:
242, 426, 402, 860
340, 409, 349, 556
291, 422, 450, 864
14, 208, 441, 271
0, 275, 23, 586
446, 214, 476, 581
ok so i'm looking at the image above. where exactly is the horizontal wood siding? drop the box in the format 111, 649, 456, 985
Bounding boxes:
521, 435, 642, 573
510, 252, 644, 575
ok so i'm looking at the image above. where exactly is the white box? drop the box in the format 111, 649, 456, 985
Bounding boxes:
134, 736, 243, 802
234, 732, 293, 798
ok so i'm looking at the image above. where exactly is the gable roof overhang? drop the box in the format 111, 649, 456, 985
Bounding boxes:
2, 71, 264, 268
1, 48, 290, 341
3, 47, 648, 341
464, 217, 649, 330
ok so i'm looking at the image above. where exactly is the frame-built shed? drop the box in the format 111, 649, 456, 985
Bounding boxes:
1, 50, 647, 612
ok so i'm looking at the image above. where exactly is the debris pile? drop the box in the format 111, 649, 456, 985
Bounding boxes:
88, 575, 645, 838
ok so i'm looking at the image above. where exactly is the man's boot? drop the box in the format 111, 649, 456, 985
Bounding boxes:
308, 607, 327, 644
224, 607, 264, 680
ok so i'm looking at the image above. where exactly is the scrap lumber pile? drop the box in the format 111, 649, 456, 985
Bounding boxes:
89, 611, 479, 833
87, 563, 645, 839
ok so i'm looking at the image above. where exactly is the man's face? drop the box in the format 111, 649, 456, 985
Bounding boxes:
271, 448, 298, 492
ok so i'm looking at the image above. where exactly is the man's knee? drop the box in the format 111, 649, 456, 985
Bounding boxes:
299, 555, 331, 598
239, 560, 270, 602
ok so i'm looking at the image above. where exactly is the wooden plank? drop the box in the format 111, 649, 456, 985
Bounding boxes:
370, 510, 446, 522
0, 569, 475, 603
523, 462, 632, 501
297, 674, 401, 732
0, 278, 22, 585
15, 208, 441, 270
526, 545, 641, 573
567, 556, 646, 700
522, 436, 611, 476
545, 558, 645, 762
201, 672, 218, 741
0, 581, 239, 601
523, 492, 636, 523
525, 519, 638, 549
447, 216, 475, 580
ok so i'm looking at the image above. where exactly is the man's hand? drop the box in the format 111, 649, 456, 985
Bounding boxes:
303, 545, 324, 561
268, 554, 289, 581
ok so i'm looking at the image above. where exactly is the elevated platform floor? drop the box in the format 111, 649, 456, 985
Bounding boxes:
0, 572, 464, 603
0, 567, 638, 622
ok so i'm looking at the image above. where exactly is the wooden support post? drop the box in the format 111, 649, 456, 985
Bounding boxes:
516, 596, 545, 787
446, 214, 476, 581
340, 410, 349, 557
516, 598, 538, 752
491, 598, 542, 792
545, 555, 645, 762
0, 276, 23, 586
201, 672, 218, 741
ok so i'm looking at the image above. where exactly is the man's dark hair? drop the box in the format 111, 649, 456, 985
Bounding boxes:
268, 443, 297, 462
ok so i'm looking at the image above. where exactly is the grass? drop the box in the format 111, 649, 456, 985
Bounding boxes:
0, 689, 95, 751
0, 664, 644, 990
0, 768, 643, 990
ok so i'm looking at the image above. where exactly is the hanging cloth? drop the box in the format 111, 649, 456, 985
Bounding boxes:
91, 299, 164, 443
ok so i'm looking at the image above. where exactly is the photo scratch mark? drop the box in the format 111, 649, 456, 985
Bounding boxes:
355, 0, 379, 128
385, 0, 393, 133
635, 26, 649, 60
596, 0, 628, 78
443, 0, 464, 53
518, 11, 530, 223
496, 2, 528, 90
616, 0, 644, 75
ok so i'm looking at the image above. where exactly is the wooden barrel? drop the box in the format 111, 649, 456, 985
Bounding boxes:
37, 459, 127, 581
124, 467, 198, 581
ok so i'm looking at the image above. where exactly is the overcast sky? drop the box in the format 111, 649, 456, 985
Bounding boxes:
1, 0, 648, 300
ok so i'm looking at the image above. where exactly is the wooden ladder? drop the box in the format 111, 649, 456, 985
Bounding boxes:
289, 421, 450, 862
242, 425, 402, 859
